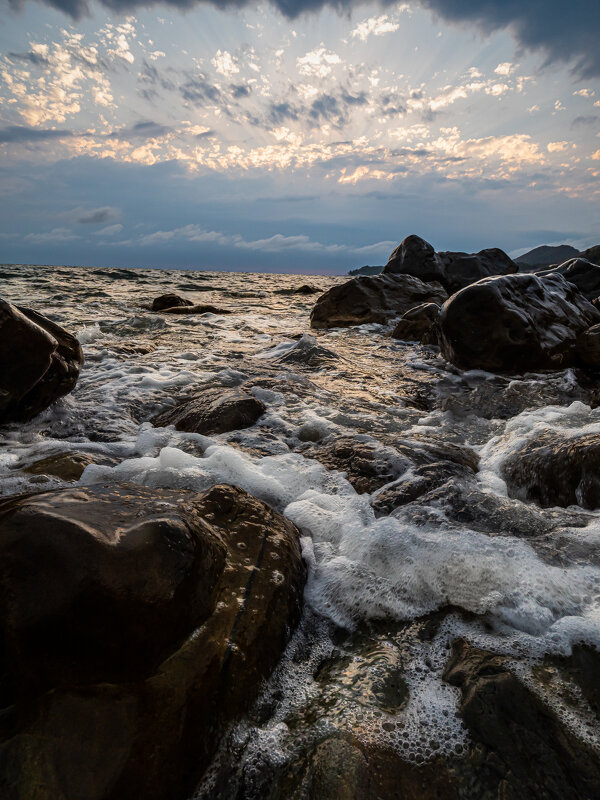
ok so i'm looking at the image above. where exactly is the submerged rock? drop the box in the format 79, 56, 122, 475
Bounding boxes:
383, 235, 517, 293
0, 299, 83, 424
22, 451, 101, 481
310, 274, 447, 329
160, 303, 232, 315
0, 483, 306, 800
270, 334, 340, 369
438, 272, 600, 373
390, 302, 440, 344
502, 431, 600, 509
153, 386, 266, 434
151, 293, 193, 311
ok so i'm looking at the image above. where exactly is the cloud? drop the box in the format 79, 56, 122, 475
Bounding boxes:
571, 115, 599, 127
11, 0, 598, 78
24, 227, 79, 243
0, 125, 73, 143
110, 120, 172, 139
94, 223, 124, 236
76, 206, 120, 224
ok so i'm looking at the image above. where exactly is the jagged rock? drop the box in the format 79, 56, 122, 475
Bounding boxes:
502, 431, 600, 509
383, 235, 516, 293
438, 273, 600, 372
309, 274, 447, 329
390, 302, 440, 344
538, 258, 600, 301
153, 386, 266, 434
0, 483, 306, 800
151, 294, 193, 311
0, 299, 83, 424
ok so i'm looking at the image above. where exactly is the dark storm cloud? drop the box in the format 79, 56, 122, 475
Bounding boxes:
9, 0, 600, 77
0, 125, 73, 143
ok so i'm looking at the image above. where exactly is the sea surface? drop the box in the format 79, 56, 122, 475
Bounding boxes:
2, 263, 600, 793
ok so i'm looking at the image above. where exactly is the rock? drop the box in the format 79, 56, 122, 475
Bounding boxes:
390, 302, 440, 344
0, 299, 83, 424
153, 386, 266, 434
160, 304, 232, 315
576, 324, 600, 367
22, 451, 98, 481
538, 258, 600, 301
383, 235, 516, 293
151, 294, 193, 311
502, 431, 600, 509
372, 462, 475, 516
310, 274, 447, 329
0, 483, 306, 800
443, 639, 600, 800
276, 284, 320, 295
383, 235, 446, 284
270, 334, 340, 369
438, 272, 600, 372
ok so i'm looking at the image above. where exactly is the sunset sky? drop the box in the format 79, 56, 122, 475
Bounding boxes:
1, 0, 598, 273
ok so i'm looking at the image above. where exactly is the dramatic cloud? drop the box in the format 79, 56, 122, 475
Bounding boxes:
8, 1, 600, 76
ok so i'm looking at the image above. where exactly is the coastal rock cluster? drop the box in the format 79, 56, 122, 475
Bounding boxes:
1, 233, 600, 800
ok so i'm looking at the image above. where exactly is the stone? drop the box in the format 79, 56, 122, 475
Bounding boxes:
576, 323, 600, 367
390, 302, 440, 344
0, 299, 83, 424
309, 274, 447, 329
0, 483, 306, 800
502, 431, 600, 509
383, 235, 446, 284
538, 258, 600, 302
153, 386, 266, 434
22, 451, 98, 481
151, 294, 193, 311
438, 272, 600, 372
160, 304, 232, 315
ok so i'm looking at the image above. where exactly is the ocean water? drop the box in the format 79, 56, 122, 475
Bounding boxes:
2, 263, 600, 790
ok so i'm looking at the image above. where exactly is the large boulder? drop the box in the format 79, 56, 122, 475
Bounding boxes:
438, 272, 600, 372
153, 386, 266, 434
502, 431, 600, 509
309, 274, 447, 329
0, 299, 83, 424
383, 235, 517, 293
0, 483, 306, 800
538, 258, 600, 301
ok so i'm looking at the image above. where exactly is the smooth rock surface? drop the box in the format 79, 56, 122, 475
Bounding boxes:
310, 274, 447, 329
538, 258, 600, 301
438, 272, 600, 372
0, 299, 83, 424
0, 483, 306, 800
153, 386, 266, 434
390, 302, 440, 344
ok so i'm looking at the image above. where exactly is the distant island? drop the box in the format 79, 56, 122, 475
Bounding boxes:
348, 265, 383, 276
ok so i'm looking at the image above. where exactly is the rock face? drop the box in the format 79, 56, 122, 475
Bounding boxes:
390, 302, 440, 344
309, 274, 447, 329
0, 483, 306, 800
151, 294, 193, 311
502, 431, 600, 509
383, 235, 517, 293
438, 272, 600, 372
538, 258, 600, 301
153, 386, 266, 434
0, 299, 83, 424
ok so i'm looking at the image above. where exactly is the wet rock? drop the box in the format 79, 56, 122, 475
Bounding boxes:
383, 235, 517, 293
372, 462, 476, 515
390, 302, 440, 344
502, 431, 600, 509
310, 274, 447, 329
0, 299, 83, 424
0, 483, 306, 800
22, 451, 100, 481
271, 334, 340, 369
576, 324, 600, 367
161, 303, 232, 315
276, 284, 320, 295
153, 386, 266, 435
438, 273, 600, 373
443, 639, 600, 800
151, 293, 193, 312
538, 258, 600, 301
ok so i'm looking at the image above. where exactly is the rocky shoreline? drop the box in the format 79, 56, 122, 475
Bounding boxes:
1, 238, 600, 800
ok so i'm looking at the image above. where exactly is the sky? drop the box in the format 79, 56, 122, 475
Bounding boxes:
0, 0, 599, 273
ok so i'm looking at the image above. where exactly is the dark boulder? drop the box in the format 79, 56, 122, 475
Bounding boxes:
0, 483, 306, 800
438, 272, 600, 372
576, 324, 600, 367
390, 302, 440, 344
309, 274, 447, 329
151, 294, 193, 311
153, 386, 266, 434
0, 299, 83, 424
538, 258, 600, 302
502, 431, 600, 509
444, 639, 600, 800
382, 235, 516, 293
